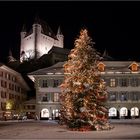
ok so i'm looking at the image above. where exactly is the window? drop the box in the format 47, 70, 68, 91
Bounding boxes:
1, 80, 7, 88
9, 93, 12, 99
110, 79, 116, 87
120, 93, 127, 101
98, 63, 105, 72
12, 76, 16, 82
131, 78, 139, 87
1, 91, 6, 98
5, 73, 8, 79
17, 87, 20, 92
42, 93, 49, 102
42, 80, 48, 87
54, 93, 59, 102
132, 92, 139, 101
1, 102, 6, 110
8, 74, 11, 80
9, 83, 11, 90
120, 79, 128, 87
15, 85, 17, 91
0, 71, 3, 77
109, 92, 116, 101
131, 64, 138, 71
11, 84, 14, 90
53, 80, 59, 87
42, 96, 48, 102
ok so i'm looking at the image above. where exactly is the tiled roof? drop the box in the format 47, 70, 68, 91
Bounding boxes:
48, 46, 70, 55
28, 62, 65, 75
28, 61, 140, 76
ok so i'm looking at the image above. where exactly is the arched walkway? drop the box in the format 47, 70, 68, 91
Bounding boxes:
120, 107, 128, 118
40, 108, 49, 120
131, 107, 139, 118
109, 107, 117, 118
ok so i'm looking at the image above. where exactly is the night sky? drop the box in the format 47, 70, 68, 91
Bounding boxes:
0, 1, 140, 62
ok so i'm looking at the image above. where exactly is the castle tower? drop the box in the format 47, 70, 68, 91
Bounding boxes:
19, 16, 64, 62
56, 26, 64, 48
32, 16, 42, 59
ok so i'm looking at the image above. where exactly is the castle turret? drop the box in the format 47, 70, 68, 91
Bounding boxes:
7, 49, 16, 63
20, 24, 27, 62
56, 26, 64, 48
20, 24, 26, 39
102, 49, 113, 60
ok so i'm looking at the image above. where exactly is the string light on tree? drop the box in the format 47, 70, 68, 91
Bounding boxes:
59, 29, 113, 131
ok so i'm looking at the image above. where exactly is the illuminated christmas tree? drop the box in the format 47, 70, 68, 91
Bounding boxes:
60, 29, 112, 131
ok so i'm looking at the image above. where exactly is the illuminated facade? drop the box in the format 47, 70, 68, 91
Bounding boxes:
28, 62, 64, 120
20, 17, 64, 62
99, 61, 140, 119
0, 64, 30, 119
28, 61, 140, 120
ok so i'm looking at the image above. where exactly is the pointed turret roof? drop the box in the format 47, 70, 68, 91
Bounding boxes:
25, 16, 57, 40
34, 13, 41, 24
21, 24, 26, 32
57, 26, 63, 35
9, 49, 12, 56
7, 49, 17, 62
102, 49, 114, 60
103, 49, 108, 57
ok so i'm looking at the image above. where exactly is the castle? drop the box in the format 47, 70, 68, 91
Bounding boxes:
20, 17, 64, 62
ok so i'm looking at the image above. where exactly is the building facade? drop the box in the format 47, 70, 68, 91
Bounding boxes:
28, 61, 140, 120
0, 64, 30, 119
28, 62, 64, 120
23, 98, 36, 119
20, 17, 64, 62
98, 61, 140, 119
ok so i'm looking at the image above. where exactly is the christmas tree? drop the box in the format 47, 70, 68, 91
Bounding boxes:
60, 29, 112, 131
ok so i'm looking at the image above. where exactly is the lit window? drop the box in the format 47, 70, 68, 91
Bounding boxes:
120, 107, 128, 117
54, 93, 59, 102
131, 107, 139, 116
98, 63, 105, 72
110, 79, 116, 87
131, 64, 138, 71
109, 107, 117, 117
5, 73, 9, 79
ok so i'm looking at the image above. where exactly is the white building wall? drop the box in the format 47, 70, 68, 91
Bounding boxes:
38, 34, 55, 56
21, 34, 35, 59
